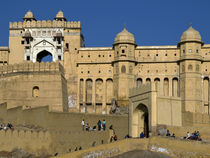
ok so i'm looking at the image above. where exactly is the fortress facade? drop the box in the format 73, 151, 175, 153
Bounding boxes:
0, 10, 210, 117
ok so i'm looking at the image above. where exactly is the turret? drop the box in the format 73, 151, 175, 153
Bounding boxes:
54, 11, 66, 21
178, 25, 203, 113
23, 10, 36, 21
113, 27, 136, 107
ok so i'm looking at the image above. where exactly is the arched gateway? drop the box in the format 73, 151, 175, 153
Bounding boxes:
36, 50, 52, 62
133, 104, 149, 137
129, 83, 156, 138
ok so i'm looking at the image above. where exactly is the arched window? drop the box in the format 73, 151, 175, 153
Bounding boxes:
146, 78, 151, 84
106, 78, 113, 104
86, 79, 93, 105
32, 86, 39, 97
95, 78, 103, 105
121, 65, 126, 73
164, 78, 169, 96
136, 78, 143, 87
154, 78, 160, 93
172, 78, 179, 97
79, 79, 84, 104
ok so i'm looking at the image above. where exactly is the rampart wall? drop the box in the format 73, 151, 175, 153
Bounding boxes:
0, 129, 52, 155
0, 62, 68, 111
58, 136, 210, 158
9, 20, 81, 29
0, 61, 64, 76
0, 103, 128, 155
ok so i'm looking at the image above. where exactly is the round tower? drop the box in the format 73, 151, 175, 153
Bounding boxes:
113, 27, 137, 107
178, 25, 204, 113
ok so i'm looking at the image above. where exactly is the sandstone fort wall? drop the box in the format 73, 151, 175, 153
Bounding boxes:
0, 103, 128, 155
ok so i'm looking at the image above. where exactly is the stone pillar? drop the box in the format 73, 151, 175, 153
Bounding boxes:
83, 78, 86, 110
102, 78, 106, 113
92, 79, 96, 113
77, 78, 80, 110
169, 78, 173, 97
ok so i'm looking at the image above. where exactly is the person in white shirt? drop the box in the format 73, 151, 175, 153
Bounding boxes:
81, 119, 85, 131
186, 132, 190, 139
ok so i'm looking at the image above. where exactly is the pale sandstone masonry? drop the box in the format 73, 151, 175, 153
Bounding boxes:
1, 11, 210, 115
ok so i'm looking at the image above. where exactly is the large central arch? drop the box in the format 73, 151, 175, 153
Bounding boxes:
132, 104, 149, 138
36, 50, 52, 62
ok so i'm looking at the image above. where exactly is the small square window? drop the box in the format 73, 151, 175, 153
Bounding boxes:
88, 71, 90, 74
58, 55, 61, 60
174, 53, 177, 56
196, 49, 199, 53
109, 55, 112, 57
21, 40, 24, 44
98, 70, 101, 73
122, 50, 125, 53
81, 71, 83, 74
156, 54, 158, 56
183, 50, 185, 53
98, 55, 101, 57
88, 55, 90, 58
165, 54, 167, 56
26, 56, 30, 61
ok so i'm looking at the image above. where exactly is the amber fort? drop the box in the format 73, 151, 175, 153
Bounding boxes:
0, 10, 210, 157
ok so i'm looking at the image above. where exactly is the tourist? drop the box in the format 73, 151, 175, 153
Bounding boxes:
124, 134, 130, 139
75, 147, 78, 151
114, 134, 118, 141
81, 119, 85, 131
0, 124, 2, 130
3, 125, 7, 131
140, 132, 144, 138
90, 125, 96, 131
109, 125, 113, 130
85, 123, 90, 131
186, 132, 190, 139
166, 130, 171, 136
97, 120, 101, 131
102, 119, 106, 131
171, 133, 175, 138
79, 146, 82, 150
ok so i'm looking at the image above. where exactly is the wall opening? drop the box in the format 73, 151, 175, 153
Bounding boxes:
32, 86, 39, 97
36, 50, 52, 62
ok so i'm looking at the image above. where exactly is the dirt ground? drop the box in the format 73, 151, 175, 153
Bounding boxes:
112, 150, 171, 158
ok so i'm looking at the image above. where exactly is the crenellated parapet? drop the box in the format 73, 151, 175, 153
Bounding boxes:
0, 128, 50, 140
9, 20, 81, 29
0, 61, 64, 76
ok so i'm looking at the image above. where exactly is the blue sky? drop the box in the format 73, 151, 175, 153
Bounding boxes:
0, 0, 210, 47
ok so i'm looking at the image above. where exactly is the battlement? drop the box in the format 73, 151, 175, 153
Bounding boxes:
0, 128, 50, 140
9, 20, 81, 29
0, 61, 64, 76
